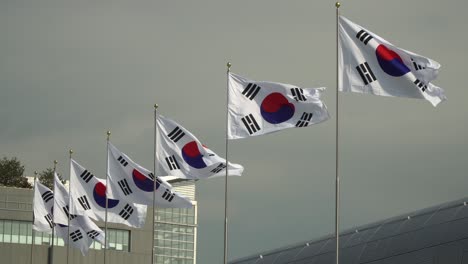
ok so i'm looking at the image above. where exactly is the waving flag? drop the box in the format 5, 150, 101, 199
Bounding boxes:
107, 142, 193, 208
55, 216, 105, 256
53, 173, 105, 248
33, 181, 55, 232
228, 73, 330, 139
157, 115, 244, 179
69, 159, 147, 228
53, 172, 76, 226
338, 16, 446, 106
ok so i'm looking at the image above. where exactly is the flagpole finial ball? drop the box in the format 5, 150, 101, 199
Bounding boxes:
34, 171, 38, 175
335, 2, 341, 8
54, 160, 58, 165
227, 62, 231, 69
154, 104, 158, 109
107, 131, 111, 136
69, 149, 73, 155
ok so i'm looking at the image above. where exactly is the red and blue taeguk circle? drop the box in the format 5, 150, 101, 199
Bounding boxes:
260, 93, 295, 124
376, 44, 410, 77
132, 169, 159, 192
182, 141, 207, 169
93, 182, 119, 208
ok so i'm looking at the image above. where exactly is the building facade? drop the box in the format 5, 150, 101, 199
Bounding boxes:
0, 179, 197, 264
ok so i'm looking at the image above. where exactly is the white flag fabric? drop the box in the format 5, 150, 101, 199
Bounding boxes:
107, 142, 193, 208
228, 73, 330, 139
157, 115, 244, 179
53, 172, 105, 252
53, 172, 73, 226
33, 181, 55, 232
69, 159, 147, 228
338, 16, 446, 106
55, 216, 104, 256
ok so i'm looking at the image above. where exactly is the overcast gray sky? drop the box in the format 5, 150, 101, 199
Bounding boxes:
1, 0, 467, 263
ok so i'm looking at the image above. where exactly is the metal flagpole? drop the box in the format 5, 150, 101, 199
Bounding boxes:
152, 103, 159, 264
335, 3, 341, 264
30, 170, 38, 264
49, 160, 58, 264
223, 62, 231, 264
67, 150, 73, 264
105, 131, 111, 264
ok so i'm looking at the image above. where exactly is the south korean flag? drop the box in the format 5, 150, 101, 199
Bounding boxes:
33, 181, 55, 232
55, 216, 105, 256
338, 16, 446, 106
228, 73, 330, 139
107, 142, 193, 208
69, 159, 147, 228
157, 115, 244, 179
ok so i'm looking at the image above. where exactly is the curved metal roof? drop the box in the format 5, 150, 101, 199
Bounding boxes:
230, 197, 468, 264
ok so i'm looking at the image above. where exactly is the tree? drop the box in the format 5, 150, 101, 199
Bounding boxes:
0, 157, 32, 189
38, 168, 65, 190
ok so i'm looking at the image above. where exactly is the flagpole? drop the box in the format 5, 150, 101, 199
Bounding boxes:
67, 150, 73, 264
105, 131, 111, 264
152, 103, 159, 264
30, 170, 38, 264
335, 3, 341, 264
49, 160, 58, 264
223, 62, 231, 264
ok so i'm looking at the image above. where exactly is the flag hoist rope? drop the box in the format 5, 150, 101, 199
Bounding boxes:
30, 170, 38, 264
104, 131, 111, 264
223, 62, 231, 264
335, 3, 341, 264
50, 160, 58, 264
152, 104, 159, 264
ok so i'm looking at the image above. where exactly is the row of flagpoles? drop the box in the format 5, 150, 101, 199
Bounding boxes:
28, 3, 446, 264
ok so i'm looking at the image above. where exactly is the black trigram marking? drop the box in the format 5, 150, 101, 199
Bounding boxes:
70, 230, 83, 242
356, 29, 373, 45
242, 83, 261, 100
118, 179, 133, 196
211, 163, 227, 173
414, 79, 428, 92
411, 58, 426, 71
356, 62, 377, 85
148, 172, 155, 180
44, 214, 55, 228
117, 156, 128, 167
41, 191, 53, 203
296, 112, 314, 127
63, 206, 77, 221
165, 156, 180, 170
167, 127, 185, 143
291, 88, 306, 101
119, 204, 134, 220
78, 195, 91, 210
241, 114, 261, 135
87, 230, 100, 240
80, 170, 94, 183
162, 189, 175, 202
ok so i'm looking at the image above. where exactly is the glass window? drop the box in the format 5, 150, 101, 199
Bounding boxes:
4, 220, 12, 243
0, 220, 4, 242
11, 221, 19, 243
19, 222, 27, 244
27, 223, 32, 244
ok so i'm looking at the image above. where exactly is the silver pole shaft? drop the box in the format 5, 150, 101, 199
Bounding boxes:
30, 171, 38, 264
223, 62, 231, 264
152, 104, 159, 264
335, 3, 341, 264
67, 151, 73, 264
50, 161, 58, 264
105, 132, 111, 264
